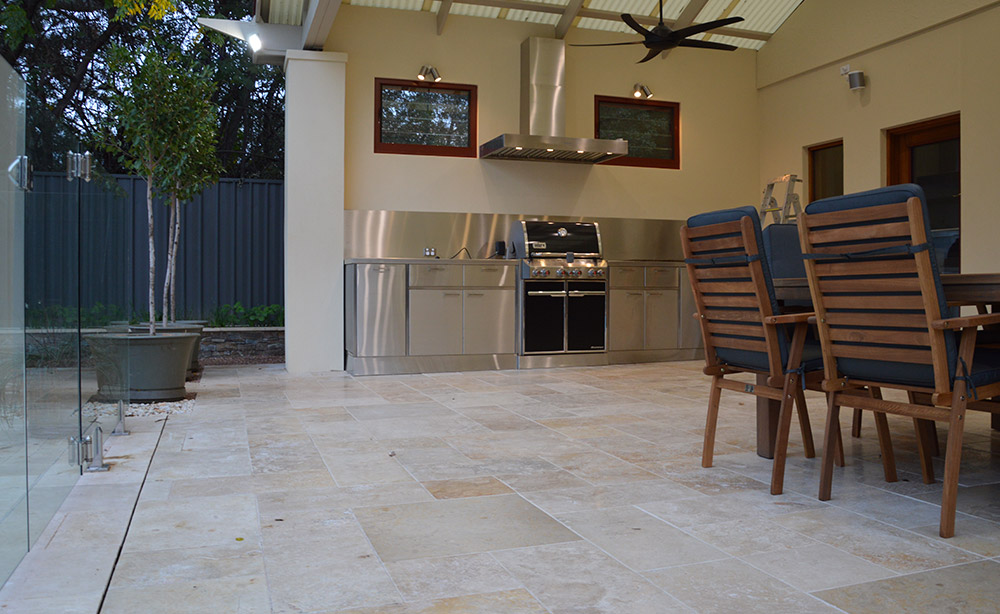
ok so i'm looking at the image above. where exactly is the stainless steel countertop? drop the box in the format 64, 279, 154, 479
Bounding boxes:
345, 258, 515, 265
605, 260, 684, 266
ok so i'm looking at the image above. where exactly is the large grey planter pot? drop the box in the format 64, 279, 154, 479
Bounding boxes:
86, 332, 198, 403
123, 323, 204, 375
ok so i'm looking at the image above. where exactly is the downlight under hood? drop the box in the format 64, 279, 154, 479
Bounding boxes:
479, 38, 627, 164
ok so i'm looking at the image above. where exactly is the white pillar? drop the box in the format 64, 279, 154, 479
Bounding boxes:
283, 51, 347, 373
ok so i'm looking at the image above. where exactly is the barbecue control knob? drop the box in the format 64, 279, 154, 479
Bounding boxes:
571, 269, 582, 277
555, 269, 565, 277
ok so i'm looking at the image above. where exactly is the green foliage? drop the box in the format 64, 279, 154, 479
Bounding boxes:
25, 303, 127, 329
1, 0, 284, 179
100, 47, 219, 198
208, 303, 283, 327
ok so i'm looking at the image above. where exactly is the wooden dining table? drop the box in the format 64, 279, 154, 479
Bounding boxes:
753, 273, 1000, 459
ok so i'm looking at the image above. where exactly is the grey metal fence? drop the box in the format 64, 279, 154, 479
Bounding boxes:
26, 173, 284, 320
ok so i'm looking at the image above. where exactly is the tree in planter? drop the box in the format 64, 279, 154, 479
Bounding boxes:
159, 72, 220, 326
100, 46, 218, 334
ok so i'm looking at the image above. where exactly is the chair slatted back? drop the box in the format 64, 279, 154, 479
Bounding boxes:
798, 187, 954, 391
681, 207, 785, 377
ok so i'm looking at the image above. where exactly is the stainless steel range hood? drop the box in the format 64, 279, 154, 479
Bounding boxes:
479, 38, 627, 164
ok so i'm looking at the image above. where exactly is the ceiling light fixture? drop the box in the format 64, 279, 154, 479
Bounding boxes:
633, 83, 653, 99
247, 33, 262, 52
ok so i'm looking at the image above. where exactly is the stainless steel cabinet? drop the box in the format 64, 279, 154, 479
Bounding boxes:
644, 290, 679, 349
464, 265, 514, 287
408, 289, 463, 355
609, 290, 645, 350
610, 265, 644, 288
348, 263, 407, 357
410, 263, 463, 287
464, 289, 515, 354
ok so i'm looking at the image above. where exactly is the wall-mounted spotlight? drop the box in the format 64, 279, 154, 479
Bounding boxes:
633, 83, 653, 99
247, 33, 263, 52
418, 65, 442, 82
847, 70, 866, 91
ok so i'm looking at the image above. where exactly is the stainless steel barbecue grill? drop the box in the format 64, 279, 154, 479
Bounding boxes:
509, 221, 608, 356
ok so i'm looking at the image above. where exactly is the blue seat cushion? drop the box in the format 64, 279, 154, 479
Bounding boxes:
717, 339, 824, 374
838, 345, 1000, 390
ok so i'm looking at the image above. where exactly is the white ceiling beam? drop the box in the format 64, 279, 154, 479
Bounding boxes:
555, 0, 584, 39
198, 17, 303, 64
301, 0, 341, 49
456, 0, 771, 41
660, 0, 710, 59
437, 0, 454, 35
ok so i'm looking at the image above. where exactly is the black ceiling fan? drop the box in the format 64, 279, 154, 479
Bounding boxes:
571, 0, 745, 63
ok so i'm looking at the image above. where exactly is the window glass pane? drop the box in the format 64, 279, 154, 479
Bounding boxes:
380, 85, 470, 148
810, 144, 843, 202
597, 101, 675, 161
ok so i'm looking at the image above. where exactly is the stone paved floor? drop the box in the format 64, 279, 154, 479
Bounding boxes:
4, 361, 1000, 613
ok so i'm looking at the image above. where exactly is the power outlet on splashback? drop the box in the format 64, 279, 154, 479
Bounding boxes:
423, 247, 436, 257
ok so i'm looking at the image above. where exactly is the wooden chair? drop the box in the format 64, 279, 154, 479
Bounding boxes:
798, 184, 1000, 538
681, 207, 841, 496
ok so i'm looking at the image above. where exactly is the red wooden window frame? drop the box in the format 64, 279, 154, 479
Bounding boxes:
374, 78, 478, 158
594, 95, 680, 169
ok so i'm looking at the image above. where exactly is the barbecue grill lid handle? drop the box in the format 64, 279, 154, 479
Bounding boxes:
566, 252, 574, 263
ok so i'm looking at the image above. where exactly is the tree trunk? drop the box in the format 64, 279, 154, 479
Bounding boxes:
146, 171, 156, 335
162, 196, 175, 328
170, 197, 180, 322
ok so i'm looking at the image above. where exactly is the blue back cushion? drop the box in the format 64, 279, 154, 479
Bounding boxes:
761, 224, 806, 279
804, 184, 956, 387
686, 206, 789, 371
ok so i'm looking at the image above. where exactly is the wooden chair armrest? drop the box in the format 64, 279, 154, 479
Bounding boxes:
932, 312, 1000, 330
764, 312, 815, 325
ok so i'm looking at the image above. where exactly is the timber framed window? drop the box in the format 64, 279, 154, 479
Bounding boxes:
374, 78, 477, 158
594, 95, 680, 169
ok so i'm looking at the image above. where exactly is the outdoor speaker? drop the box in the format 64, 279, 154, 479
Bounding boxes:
848, 70, 866, 90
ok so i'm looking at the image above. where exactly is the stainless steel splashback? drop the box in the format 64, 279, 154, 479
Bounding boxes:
344, 210, 686, 262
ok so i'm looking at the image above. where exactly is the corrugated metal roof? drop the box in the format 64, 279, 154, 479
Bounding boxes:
330, 0, 803, 49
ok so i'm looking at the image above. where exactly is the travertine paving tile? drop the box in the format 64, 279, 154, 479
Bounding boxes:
814, 559, 1000, 613
354, 494, 580, 562
685, 517, 819, 557
559, 506, 728, 571
333, 589, 549, 613
123, 494, 259, 552
422, 476, 513, 499
742, 542, 897, 592
639, 488, 823, 529
102, 574, 270, 614
645, 558, 840, 613
385, 553, 522, 601
772, 507, 983, 573
521, 479, 704, 515
492, 541, 689, 613
109, 541, 264, 587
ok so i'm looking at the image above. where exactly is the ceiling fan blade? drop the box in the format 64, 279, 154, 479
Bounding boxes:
677, 39, 738, 51
570, 41, 645, 47
621, 13, 652, 37
637, 47, 664, 63
672, 16, 744, 38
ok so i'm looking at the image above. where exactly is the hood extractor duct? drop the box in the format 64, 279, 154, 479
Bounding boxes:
479, 38, 628, 164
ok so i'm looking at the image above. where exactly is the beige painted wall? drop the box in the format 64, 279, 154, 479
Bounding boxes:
758, 2, 1000, 273
757, 0, 999, 87
324, 6, 761, 222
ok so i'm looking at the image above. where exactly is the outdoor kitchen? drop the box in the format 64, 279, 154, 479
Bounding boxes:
344, 212, 701, 375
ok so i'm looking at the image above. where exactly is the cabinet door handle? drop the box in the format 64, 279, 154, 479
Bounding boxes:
647, 292, 663, 296
444, 292, 461, 296
479, 267, 499, 272
626, 292, 643, 297
467, 292, 485, 297
428, 266, 447, 271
